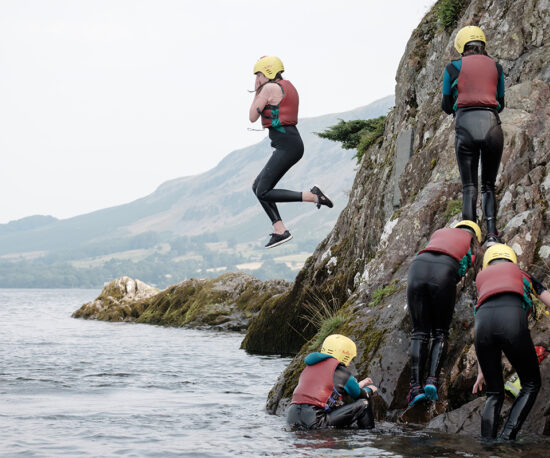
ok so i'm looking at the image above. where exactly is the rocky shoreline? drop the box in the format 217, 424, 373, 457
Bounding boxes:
72, 273, 291, 332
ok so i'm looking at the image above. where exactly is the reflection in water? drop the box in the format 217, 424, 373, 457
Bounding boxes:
1, 289, 549, 457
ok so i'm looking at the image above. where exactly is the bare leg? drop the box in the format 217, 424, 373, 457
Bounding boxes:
273, 220, 288, 235
302, 191, 318, 203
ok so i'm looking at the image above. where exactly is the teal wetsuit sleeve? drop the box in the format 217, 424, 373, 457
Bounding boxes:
442, 68, 452, 95
497, 66, 505, 98
496, 63, 505, 112
344, 375, 363, 399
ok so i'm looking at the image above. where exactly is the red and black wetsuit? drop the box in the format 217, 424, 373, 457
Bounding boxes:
441, 54, 505, 235
407, 228, 473, 388
474, 263, 544, 440
252, 80, 304, 224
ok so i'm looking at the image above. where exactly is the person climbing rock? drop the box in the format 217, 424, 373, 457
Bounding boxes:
249, 56, 333, 249
471, 244, 550, 440
287, 334, 377, 429
441, 26, 505, 246
406, 220, 482, 406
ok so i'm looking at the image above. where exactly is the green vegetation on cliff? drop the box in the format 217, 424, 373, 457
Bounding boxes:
436, 0, 467, 29
316, 116, 387, 163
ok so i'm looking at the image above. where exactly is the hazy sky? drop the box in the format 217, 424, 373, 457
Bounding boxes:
0, 0, 435, 224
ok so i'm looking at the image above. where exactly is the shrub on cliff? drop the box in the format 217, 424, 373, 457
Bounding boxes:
316, 116, 386, 164
437, 0, 467, 30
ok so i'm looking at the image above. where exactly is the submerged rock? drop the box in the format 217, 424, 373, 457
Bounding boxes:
73, 273, 291, 332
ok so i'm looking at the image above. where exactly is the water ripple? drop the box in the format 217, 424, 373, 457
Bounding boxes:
2, 289, 550, 457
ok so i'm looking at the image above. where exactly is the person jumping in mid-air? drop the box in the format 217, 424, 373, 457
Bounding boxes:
442, 26, 505, 246
249, 56, 333, 249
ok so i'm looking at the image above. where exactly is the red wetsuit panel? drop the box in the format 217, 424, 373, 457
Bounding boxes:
261, 80, 299, 128
456, 55, 498, 108
418, 228, 472, 262
291, 358, 340, 409
476, 263, 527, 308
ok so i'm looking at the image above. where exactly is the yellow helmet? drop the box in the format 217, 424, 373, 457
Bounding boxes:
454, 220, 482, 243
483, 244, 518, 269
454, 26, 486, 54
253, 56, 284, 79
320, 334, 357, 366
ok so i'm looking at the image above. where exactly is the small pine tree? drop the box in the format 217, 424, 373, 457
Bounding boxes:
316, 116, 386, 164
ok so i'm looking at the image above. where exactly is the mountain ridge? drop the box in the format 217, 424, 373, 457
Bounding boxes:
0, 96, 394, 287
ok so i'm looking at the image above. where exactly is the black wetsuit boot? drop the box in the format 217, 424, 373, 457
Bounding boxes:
409, 332, 429, 387
500, 379, 541, 440
481, 392, 504, 439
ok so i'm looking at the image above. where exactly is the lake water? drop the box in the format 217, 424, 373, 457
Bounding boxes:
2, 289, 550, 457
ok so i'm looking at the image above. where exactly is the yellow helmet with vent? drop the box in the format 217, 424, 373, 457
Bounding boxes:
454, 220, 482, 243
320, 334, 357, 366
253, 56, 284, 79
454, 26, 486, 54
483, 243, 518, 269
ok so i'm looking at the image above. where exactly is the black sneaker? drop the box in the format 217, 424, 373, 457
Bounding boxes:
310, 185, 333, 209
265, 231, 293, 249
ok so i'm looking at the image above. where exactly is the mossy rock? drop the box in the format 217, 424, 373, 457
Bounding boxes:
74, 273, 291, 333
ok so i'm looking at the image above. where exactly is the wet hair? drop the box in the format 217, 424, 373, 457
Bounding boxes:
488, 258, 513, 266
456, 226, 483, 277
271, 71, 284, 81
463, 41, 487, 56
470, 236, 483, 277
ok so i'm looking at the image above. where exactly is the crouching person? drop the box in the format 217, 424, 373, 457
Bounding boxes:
287, 334, 378, 429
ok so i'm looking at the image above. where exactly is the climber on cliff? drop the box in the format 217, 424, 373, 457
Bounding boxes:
471, 244, 550, 440
406, 220, 482, 406
249, 56, 333, 249
441, 26, 505, 246
286, 334, 378, 429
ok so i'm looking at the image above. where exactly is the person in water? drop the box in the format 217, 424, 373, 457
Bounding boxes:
472, 244, 550, 440
249, 56, 333, 249
407, 220, 482, 406
442, 26, 505, 246
287, 334, 378, 429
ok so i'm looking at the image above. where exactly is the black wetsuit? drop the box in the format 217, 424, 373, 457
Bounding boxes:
252, 126, 304, 224
287, 399, 374, 429
475, 292, 541, 440
454, 109, 503, 233
407, 252, 461, 387
287, 359, 374, 429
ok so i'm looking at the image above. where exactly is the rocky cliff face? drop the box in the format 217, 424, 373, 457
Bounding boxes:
245, 0, 550, 435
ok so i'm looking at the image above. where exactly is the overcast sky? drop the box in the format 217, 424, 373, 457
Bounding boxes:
0, 0, 435, 224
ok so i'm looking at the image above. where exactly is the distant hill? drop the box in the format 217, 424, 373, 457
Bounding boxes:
0, 96, 394, 287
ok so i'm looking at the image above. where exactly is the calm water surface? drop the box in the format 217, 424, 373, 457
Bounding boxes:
1, 289, 549, 457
